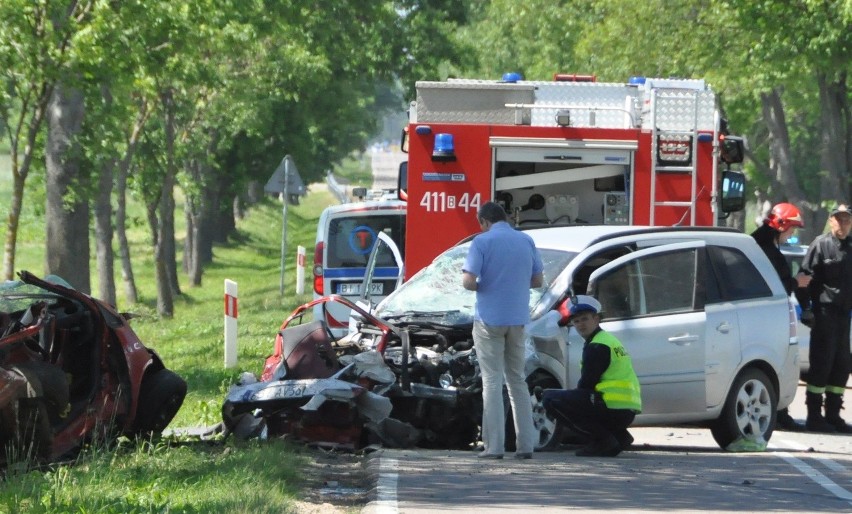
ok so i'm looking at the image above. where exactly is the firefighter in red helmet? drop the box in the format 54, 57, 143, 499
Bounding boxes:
751, 202, 810, 431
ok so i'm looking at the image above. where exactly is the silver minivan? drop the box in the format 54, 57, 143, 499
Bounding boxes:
364, 225, 800, 450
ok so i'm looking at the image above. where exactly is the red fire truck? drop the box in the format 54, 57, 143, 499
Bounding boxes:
398, 74, 746, 279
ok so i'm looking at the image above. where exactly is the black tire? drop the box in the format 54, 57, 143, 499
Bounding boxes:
505, 373, 564, 452
710, 368, 776, 449
133, 369, 187, 436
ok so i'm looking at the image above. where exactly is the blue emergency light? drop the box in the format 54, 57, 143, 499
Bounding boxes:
432, 133, 456, 162
501, 72, 523, 83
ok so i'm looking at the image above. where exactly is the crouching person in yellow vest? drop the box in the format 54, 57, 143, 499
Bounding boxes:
542, 295, 642, 457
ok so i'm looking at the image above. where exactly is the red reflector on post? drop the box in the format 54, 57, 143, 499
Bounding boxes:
224, 293, 238, 318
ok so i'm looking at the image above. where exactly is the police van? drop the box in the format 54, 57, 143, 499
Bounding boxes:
312, 191, 406, 337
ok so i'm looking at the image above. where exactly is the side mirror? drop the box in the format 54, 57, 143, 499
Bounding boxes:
400, 126, 409, 154
397, 161, 408, 201
720, 135, 746, 164
720, 170, 746, 213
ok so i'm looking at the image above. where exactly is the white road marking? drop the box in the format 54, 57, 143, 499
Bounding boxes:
772, 440, 852, 504
774, 439, 848, 472
367, 457, 399, 514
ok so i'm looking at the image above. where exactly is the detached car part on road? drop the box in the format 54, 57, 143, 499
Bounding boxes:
224, 226, 800, 451
0, 272, 187, 467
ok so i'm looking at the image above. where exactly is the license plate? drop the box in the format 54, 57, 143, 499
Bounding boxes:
336, 282, 383, 296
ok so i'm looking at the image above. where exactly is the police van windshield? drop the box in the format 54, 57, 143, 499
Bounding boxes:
327, 214, 406, 268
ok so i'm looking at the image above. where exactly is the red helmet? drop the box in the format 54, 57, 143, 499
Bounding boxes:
767, 203, 804, 231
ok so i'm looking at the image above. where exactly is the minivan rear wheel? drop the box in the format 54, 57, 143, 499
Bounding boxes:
711, 368, 776, 449
505, 373, 564, 452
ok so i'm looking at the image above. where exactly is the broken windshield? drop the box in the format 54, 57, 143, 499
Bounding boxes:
376, 242, 574, 325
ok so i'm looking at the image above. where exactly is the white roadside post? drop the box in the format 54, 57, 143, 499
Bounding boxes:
296, 245, 306, 295
224, 279, 238, 368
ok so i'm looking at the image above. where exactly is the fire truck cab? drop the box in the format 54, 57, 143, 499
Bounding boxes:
401, 75, 746, 279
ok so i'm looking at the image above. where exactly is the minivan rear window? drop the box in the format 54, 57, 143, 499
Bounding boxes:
705, 245, 772, 302
327, 214, 406, 268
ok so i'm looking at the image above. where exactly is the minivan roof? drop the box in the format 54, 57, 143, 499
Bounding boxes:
321, 199, 406, 216
524, 225, 742, 252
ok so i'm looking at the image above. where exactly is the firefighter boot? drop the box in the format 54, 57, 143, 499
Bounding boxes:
805, 392, 836, 433
824, 393, 852, 434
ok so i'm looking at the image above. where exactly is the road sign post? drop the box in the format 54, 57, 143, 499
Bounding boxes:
264, 155, 306, 297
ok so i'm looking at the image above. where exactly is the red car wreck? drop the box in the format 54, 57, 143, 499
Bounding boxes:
0, 271, 186, 467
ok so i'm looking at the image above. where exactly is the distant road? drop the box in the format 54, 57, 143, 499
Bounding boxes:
370, 149, 405, 191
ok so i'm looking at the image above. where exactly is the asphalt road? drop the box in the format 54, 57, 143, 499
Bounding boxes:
370, 149, 405, 192
362, 384, 852, 513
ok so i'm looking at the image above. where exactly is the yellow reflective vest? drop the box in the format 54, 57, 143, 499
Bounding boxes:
591, 331, 642, 412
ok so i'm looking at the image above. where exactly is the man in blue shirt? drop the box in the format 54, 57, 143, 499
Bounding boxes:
462, 201, 543, 459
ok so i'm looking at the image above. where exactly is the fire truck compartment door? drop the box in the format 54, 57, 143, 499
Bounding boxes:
492, 138, 636, 190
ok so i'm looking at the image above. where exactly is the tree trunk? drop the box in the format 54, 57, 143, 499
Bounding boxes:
186, 204, 203, 286
2, 93, 51, 280
94, 156, 116, 306
160, 89, 181, 300
183, 201, 194, 275
115, 160, 138, 305
146, 200, 173, 317
760, 89, 805, 201
115, 104, 150, 305
184, 157, 220, 287
160, 171, 181, 298
45, 83, 90, 293
817, 72, 849, 204
758, 87, 823, 244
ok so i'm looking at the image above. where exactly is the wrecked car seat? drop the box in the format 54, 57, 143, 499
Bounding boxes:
262, 320, 341, 381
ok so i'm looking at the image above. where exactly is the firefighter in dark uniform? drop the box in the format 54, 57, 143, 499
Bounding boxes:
541, 295, 642, 457
751, 202, 810, 431
799, 203, 852, 433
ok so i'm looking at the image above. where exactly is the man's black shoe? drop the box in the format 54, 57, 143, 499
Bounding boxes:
776, 410, 804, 432
575, 435, 622, 457
615, 429, 634, 448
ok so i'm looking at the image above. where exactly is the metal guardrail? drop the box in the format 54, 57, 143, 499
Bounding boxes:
325, 171, 350, 204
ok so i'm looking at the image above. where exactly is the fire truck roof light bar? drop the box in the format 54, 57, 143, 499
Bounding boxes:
553, 73, 597, 82
505, 103, 638, 127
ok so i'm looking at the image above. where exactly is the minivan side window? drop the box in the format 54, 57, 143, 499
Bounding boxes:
594, 248, 698, 318
705, 245, 772, 302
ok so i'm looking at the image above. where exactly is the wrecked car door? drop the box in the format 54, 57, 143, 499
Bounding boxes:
349, 231, 404, 333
